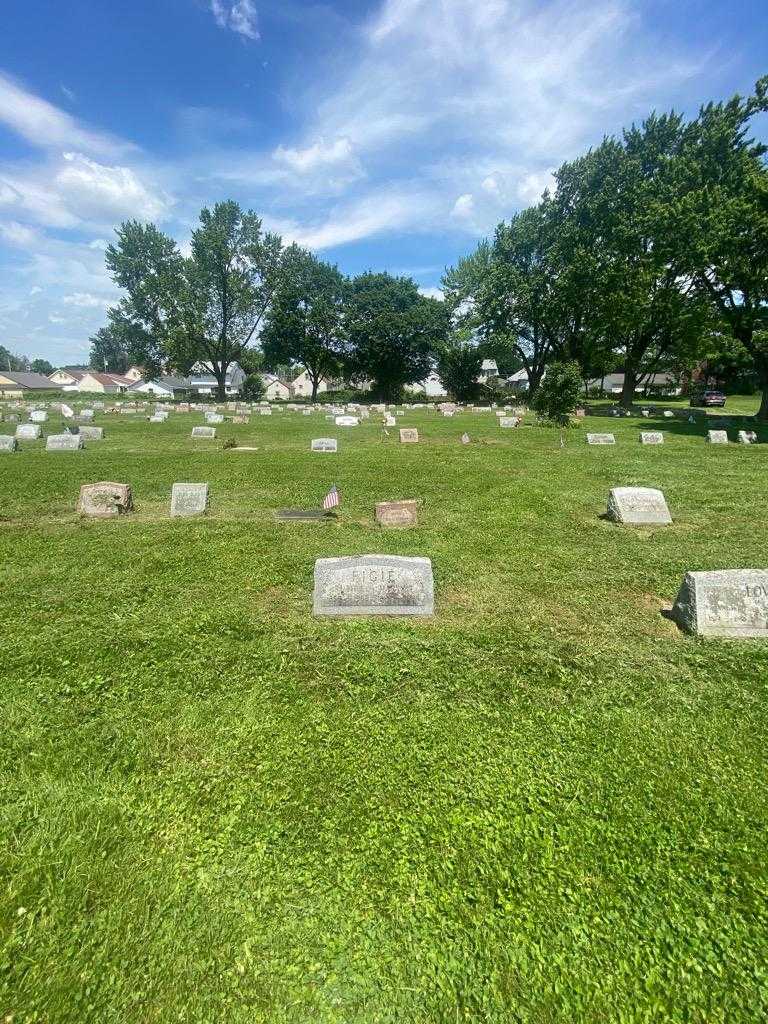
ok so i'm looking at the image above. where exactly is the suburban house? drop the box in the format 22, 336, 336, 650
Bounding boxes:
290, 369, 329, 398
188, 362, 246, 396
261, 374, 292, 401
49, 367, 88, 388
479, 358, 499, 382
585, 372, 682, 396
127, 375, 189, 398
124, 366, 144, 382
77, 371, 134, 393
0, 371, 58, 396
406, 371, 448, 398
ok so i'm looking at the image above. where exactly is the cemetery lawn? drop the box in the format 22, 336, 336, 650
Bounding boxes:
2, 401, 768, 1023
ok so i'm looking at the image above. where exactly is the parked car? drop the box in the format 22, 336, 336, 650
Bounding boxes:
690, 389, 726, 408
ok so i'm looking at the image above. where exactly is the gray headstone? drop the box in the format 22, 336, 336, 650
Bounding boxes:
606, 487, 672, 526
586, 433, 615, 445
205, 413, 224, 424
15, 423, 41, 440
78, 426, 104, 440
707, 430, 728, 444
671, 570, 768, 638
375, 500, 418, 527
640, 432, 664, 445
170, 482, 209, 518
46, 433, 83, 450
399, 428, 419, 443
311, 438, 338, 452
313, 554, 434, 617
191, 426, 216, 439
78, 482, 132, 518
0, 435, 17, 452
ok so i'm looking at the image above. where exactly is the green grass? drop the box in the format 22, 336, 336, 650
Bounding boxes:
2, 400, 767, 1023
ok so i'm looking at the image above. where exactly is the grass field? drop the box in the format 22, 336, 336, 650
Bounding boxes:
2, 398, 768, 1023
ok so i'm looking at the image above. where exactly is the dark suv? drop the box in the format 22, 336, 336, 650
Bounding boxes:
690, 389, 726, 408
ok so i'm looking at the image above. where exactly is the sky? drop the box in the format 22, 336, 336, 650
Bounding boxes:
0, 0, 766, 366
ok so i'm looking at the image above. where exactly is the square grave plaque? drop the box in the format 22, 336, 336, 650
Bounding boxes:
375, 500, 418, 527
640, 432, 664, 445
671, 570, 768, 638
399, 428, 419, 443
0, 435, 17, 452
606, 486, 672, 526
311, 438, 338, 452
707, 430, 728, 444
170, 483, 209, 518
586, 433, 615, 445
313, 554, 434, 616
78, 482, 133, 518
46, 433, 83, 450
191, 426, 216, 439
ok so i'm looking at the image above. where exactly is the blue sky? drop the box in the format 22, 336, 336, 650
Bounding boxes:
0, 0, 766, 365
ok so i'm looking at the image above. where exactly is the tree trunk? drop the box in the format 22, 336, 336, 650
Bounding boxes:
215, 366, 228, 402
620, 362, 637, 409
756, 360, 768, 422
310, 371, 319, 402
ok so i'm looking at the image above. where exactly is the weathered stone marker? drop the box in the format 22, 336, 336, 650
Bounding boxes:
311, 437, 338, 452
375, 500, 418, 527
170, 483, 209, 518
0, 435, 17, 452
335, 415, 359, 427
671, 570, 768, 638
499, 417, 518, 428
586, 433, 616, 445
30, 410, 47, 423
606, 487, 672, 526
191, 426, 216, 439
707, 430, 728, 444
16, 423, 41, 440
78, 482, 133, 518
313, 554, 434, 616
46, 433, 83, 450
640, 432, 664, 445
399, 428, 419, 443
205, 413, 224, 424
78, 426, 104, 440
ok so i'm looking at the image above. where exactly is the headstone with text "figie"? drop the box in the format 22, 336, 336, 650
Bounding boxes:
375, 500, 418, 527
78, 426, 104, 440
78, 482, 132, 518
607, 487, 672, 526
671, 570, 768, 638
313, 554, 434, 616
191, 426, 216, 439
170, 483, 209, 518
0, 435, 17, 452
399, 428, 419, 443
640, 432, 664, 445
587, 433, 615, 445
707, 430, 728, 444
311, 437, 338, 452
46, 433, 83, 450
16, 423, 41, 440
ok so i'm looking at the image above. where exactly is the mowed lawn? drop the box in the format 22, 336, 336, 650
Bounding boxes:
2, 400, 767, 1023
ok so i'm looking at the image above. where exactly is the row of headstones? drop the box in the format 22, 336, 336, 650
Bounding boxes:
0, 431, 102, 451
587, 430, 759, 445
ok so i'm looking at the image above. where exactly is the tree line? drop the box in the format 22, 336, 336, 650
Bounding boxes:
93, 77, 767, 410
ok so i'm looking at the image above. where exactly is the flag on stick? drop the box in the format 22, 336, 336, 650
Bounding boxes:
322, 483, 340, 512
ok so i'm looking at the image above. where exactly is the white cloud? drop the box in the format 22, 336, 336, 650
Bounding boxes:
451, 193, 474, 219
0, 220, 41, 247
517, 168, 556, 204
62, 292, 111, 308
273, 137, 359, 175
29, 285, 42, 295
418, 285, 444, 300
210, 0, 259, 40
55, 152, 169, 223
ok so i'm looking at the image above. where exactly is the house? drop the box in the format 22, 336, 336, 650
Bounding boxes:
585, 372, 681, 396
124, 366, 144, 382
49, 367, 87, 387
290, 369, 330, 398
128, 375, 189, 398
406, 371, 448, 398
188, 361, 246, 396
0, 371, 58, 396
261, 374, 292, 401
78, 372, 134, 393
479, 358, 499, 382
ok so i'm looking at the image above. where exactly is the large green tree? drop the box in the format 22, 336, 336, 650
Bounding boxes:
29, 358, 53, 376
436, 330, 483, 402
88, 324, 131, 374
0, 346, 28, 372
105, 201, 291, 400
261, 249, 346, 401
343, 273, 447, 401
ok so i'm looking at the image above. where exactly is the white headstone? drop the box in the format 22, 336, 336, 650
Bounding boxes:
78, 426, 104, 440
335, 415, 359, 427
15, 423, 41, 440
191, 426, 216, 439
78, 482, 132, 518
313, 555, 434, 617
30, 410, 47, 423
0, 435, 17, 452
640, 432, 664, 445
170, 483, 209, 518
399, 428, 419, 443
311, 438, 338, 452
707, 430, 728, 444
46, 433, 83, 450
498, 417, 518, 428
586, 433, 616, 445
606, 487, 672, 526
672, 570, 768, 638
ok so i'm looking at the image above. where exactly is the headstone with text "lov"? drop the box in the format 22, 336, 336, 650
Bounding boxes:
640, 432, 664, 445
313, 554, 434, 616
671, 570, 768, 638
311, 438, 338, 452
375, 500, 418, 527
707, 430, 728, 444
46, 433, 83, 450
78, 482, 133, 518
170, 483, 209, 518
191, 426, 216, 439
399, 428, 419, 443
606, 487, 672, 526
586, 433, 616, 445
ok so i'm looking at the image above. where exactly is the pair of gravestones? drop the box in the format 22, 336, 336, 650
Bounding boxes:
78, 483, 209, 518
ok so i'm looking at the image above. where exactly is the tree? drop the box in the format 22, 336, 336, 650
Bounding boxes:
89, 324, 131, 374
0, 346, 28, 372
30, 358, 53, 375
261, 249, 346, 401
105, 201, 291, 400
343, 272, 448, 401
531, 360, 583, 445
436, 331, 483, 402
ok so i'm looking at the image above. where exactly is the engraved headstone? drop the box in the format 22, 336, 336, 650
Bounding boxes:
79, 409, 95, 421
46, 433, 83, 450
606, 487, 672, 526
707, 430, 728, 444
78, 426, 104, 440
399, 428, 419, 443
313, 554, 434, 617
0, 435, 17, 452
586, 433, 616, 445
205, 413, 224, 424
30, 410, 47, 423
15, 423, 41, 440
191, 426, 216, 439
170, 483, 209, 518
640, 432, 664, 445
498, 417, 518, 428
335, 415, 359, 427
375, 500, 418, 527
384, 415, 397, 427
259, 408, 272, 416
78, 482, 132, 518
671, 570, 768, 638
311, 437, 338, 452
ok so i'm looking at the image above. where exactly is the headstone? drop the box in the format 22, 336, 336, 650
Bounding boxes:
498, 417, 518, 428
30, 410, 47, 423
461, 433, 471, 444
79, 409, 95, 421
302, 408, 313, 416
78, 426, 104, 440
640, 432, 664, 445
205, 413, 224, 424
738, 430, 758, 445
149, 415, 165, 423
170, 483, 209, 518
586, 433, 616, 445
335, 415, 359, 427
442, 410, 454, 418
311, 438, 338, 452
191, 426, 216, 439
375, 500, 418, 528
78, 482, 132, 518
46, 433, 83, 450
15, 423, 41, 440
641, 409, 650, 417
671, 570, 768, 638
663, 410, 674, 418
399, 428, 419, 443
384, 415, 397, 427
0, 435, 17, 452
231, 416, 249, 424
313, 554, 434, 617
259, 408, 272, 416
707, 430, 728, 444
606, 487, 672, 526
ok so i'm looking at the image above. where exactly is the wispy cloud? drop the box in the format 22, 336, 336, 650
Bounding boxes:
210, 0, 259, 41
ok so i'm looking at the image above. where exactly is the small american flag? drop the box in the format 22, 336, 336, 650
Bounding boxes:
322, 484, 340, 512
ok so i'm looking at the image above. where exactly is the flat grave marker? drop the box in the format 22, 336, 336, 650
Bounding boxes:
375, 500, 418, 527
640, 432, 664, 445
311, 438, 338, 452
587, 433, 616, 445
707, 430, 728, 444
191, 426, 216, 439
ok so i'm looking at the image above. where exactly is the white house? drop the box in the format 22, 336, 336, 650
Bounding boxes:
128, 375, 188, 398
77, 372, 134, 393
406, 371, 448, 398
188, 362, 246, 396
290, 369, 330, 398
261, 374, 292, 401
585, 372, 681, 396
479, 358, 499, 382
49, 367, 87, 388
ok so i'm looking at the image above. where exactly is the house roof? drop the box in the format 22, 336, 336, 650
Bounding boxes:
481, 359, 498, 372
0, 371, 56, 389
53, 368, 87, 379
129, 375, 188, 391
